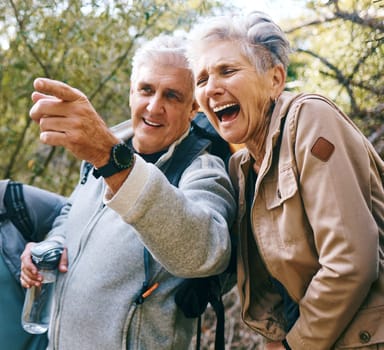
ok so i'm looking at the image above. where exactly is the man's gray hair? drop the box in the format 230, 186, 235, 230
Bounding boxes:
187, 11, 290, 73
131, 34, 193, 89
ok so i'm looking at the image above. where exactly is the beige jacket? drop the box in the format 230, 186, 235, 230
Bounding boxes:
230, 91, 384, 349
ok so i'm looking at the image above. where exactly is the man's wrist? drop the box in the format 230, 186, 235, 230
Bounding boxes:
93, 142, 134, 179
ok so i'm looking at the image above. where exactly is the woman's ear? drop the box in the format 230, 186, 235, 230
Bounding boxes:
271, 64, 286, 98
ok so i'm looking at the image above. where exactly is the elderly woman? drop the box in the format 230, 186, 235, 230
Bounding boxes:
187, 11, 384, 350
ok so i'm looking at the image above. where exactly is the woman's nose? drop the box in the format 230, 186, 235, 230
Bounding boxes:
205, 77, 225, 98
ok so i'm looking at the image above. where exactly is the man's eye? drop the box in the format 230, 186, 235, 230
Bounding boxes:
167, 92, 181, 101
140, 86, 152, 94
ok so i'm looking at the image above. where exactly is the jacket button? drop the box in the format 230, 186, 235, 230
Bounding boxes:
359, 331, 371, 343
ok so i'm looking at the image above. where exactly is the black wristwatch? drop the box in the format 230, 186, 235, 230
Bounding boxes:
93, 142, 134, 179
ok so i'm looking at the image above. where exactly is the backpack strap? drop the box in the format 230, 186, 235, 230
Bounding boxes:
166, 123, 227, 350
163, 126, 213, 185
140, 116, 229, 350
191, 112, 231, 167
135, 247, 158, 304
1, 181, 34, 241
208, 285, 225, 350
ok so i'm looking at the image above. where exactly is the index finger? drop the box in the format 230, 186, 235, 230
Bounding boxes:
58, 248, 68, 273
33, 77, 85, 103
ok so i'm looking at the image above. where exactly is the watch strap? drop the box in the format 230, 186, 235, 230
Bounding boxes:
93, 163, 121, 179
93, 143, 134, 179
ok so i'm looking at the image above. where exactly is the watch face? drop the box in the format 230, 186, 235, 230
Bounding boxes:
113, 143, 133, 169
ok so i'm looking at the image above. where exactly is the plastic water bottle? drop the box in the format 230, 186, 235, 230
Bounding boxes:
22, 241, 64, 334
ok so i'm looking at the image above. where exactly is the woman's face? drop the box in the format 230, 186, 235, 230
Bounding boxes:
192, 40, 277, 146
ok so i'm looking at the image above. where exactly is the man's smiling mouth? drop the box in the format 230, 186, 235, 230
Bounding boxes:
213, 103, 240, 122
144, 118, 162, 127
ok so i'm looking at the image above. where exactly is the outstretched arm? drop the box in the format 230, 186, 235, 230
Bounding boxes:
30, 77, 133, 194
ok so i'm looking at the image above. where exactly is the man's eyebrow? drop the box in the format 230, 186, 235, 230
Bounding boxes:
137, 81, 152, 87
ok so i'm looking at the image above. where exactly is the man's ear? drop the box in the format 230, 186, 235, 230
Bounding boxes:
189, 100, 200, 121
129, 84, 133, 107
271, 64, 286, 98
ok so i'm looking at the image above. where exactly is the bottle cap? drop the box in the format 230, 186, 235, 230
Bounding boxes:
31, 241, 64, 269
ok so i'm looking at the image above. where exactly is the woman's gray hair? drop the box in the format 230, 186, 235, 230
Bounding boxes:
187, 11, 290, 73
131, 34, 194, 91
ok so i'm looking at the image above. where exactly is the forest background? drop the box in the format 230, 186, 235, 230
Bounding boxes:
1, 0, 383, 349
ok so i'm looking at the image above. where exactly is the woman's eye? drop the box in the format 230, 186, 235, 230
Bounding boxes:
222, 68, 236, 75
196, 77, 208, 86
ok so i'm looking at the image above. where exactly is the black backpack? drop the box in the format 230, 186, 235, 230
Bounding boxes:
0, 181, 35, 241
135, 112, 236, 350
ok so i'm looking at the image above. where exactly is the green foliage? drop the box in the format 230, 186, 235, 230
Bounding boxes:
284, 0, 383, 147
0, 0, 382, 195
0, 0, 229, 194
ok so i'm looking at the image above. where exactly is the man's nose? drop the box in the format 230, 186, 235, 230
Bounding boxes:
147, 95, 165, 114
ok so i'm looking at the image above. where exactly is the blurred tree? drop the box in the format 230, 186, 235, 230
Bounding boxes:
0, 0, 382, 196
0, 1, 381, 349
283, 0, 383, 155
0, 0, 228, 194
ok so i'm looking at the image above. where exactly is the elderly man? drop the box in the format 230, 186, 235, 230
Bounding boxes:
21, 35, 235, 349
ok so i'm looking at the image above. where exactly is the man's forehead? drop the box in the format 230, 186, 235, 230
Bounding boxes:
135, 64, 192, 91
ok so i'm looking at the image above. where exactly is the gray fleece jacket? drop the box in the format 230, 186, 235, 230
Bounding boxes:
46, 121, 236, 350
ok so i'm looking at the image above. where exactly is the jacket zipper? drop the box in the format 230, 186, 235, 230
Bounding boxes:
51, 192, 106, 349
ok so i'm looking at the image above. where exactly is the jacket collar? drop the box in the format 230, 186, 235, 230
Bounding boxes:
237, 91, 301, 169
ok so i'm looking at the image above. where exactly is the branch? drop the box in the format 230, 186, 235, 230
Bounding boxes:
368, 121, 384, 157
296, 48, 357, 110
368, 123, 384, 144
366, 103, 384, 120
286, 1, 384, 34
314, 64, 384, 95
88, 9, 165, 101
285, 16, 338, 34
29, 146, 56, 185
333, 9, 384, 32
8, 0, 51, 77
3, 114, 32, 179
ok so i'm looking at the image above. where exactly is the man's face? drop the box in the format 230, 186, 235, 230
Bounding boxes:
130, 63, 198, 154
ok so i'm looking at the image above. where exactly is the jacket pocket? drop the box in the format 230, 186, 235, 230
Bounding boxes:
334, 305, 384, 349
123, 303, 140, 350
264, 165, 298, 210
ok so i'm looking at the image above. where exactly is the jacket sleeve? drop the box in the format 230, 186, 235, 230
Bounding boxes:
105, 153, 236, 278
286, 98, 381, 349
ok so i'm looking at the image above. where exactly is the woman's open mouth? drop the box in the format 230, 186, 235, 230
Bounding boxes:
213, 103, 240, 122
